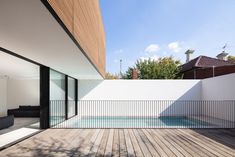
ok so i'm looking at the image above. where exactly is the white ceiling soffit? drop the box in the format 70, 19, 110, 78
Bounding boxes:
0, 0, 103, 80
0, 51, 39, 80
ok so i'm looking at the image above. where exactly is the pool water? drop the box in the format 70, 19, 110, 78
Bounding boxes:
64, 116, 211, 128
50, 116, 65, 126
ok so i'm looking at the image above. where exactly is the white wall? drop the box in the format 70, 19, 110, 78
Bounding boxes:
78, 80, 202, 100
7, 79, 40, 109
78, 80, 202, 116
202, 73, 235, 100
201, 73, 235, 122
0, 77, 8, 116
49, 78, 66, 117
50, 79, 65, 100
78, 78, 235, 122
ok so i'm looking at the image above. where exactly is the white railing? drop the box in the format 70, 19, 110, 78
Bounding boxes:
50, 100, 235, 128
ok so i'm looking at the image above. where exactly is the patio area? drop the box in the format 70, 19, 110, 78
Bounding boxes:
1, 128, 234, 157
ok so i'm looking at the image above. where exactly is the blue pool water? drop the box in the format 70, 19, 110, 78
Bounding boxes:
61, 116, 211, 128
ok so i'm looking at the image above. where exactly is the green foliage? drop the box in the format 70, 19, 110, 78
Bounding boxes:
122, 57, 182, 79
227, 55, 235, 62
122, 67, 134, 79
105, 72, 119, 79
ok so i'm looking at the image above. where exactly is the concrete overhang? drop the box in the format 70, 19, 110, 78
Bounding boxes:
0, 0, 103, 80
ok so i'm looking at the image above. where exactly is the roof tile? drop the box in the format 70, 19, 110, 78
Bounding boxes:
181, 56, 235, 72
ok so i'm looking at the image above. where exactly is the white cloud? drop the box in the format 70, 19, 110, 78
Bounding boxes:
145, 44, 160, 53
168, 42, 182, 52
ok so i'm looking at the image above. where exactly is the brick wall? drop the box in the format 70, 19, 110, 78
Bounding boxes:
183, 65, 235, 79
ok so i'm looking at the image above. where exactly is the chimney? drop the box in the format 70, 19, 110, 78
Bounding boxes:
132, 69, 138, 79
216, 51, 228, 60
185, 49, 194, 63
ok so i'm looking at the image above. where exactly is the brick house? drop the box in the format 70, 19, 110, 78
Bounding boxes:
181, 55, 235, 79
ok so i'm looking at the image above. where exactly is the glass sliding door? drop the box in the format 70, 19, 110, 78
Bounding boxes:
49, 69, 66, 127
67, 77, 76, 118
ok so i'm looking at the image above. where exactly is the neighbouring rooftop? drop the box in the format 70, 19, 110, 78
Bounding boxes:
181, 55, 235, 72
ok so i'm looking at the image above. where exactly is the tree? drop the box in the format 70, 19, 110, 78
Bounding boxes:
227, 55, 235, 62
122, 57, 182, 79
105, 72, 119, 79
122, 67, 134, 79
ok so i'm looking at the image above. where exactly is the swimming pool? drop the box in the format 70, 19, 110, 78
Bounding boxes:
55, 116, 212, 128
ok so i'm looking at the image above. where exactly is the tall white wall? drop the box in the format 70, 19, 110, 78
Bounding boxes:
0, 77, 7, 116
49, 79, 66, 116
78, 78, 235, 122
78, 80, 202, 116
78, 80, 202, 100
7, 79, 40, 109
50, 79, 65, 100
202, 73, 235, 100
201, 73, 235, 122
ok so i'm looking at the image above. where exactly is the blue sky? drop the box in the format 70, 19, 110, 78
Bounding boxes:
99, 0, 235, 74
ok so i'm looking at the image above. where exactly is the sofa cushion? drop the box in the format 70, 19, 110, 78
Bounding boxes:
19, 106, 40, 111
9, 110, 39, 117
0, 115, 14, 130
8, 106, 40, 117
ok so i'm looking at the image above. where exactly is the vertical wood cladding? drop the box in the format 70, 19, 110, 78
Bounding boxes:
48, 0, 105, 77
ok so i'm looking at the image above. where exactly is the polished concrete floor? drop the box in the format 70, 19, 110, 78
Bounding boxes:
0, 118, 39, 135
0, 118, 40, 149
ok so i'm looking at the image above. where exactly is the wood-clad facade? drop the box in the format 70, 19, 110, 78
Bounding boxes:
48, 0, 106, 77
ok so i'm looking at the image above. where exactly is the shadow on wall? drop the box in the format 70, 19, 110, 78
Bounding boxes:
78, 80, 103, 100
50, 79, 66, 100
51, 79, 76, 100
160, 81, 235, 125
160, 81, 202, 117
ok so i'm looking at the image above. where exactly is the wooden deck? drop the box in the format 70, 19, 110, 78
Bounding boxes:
0, 129, 234, 157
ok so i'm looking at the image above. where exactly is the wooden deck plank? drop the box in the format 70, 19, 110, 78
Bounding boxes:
142, 129, 168, 157
221, 129, 235, 137
88, 129, 105, 157
124, 129, 135, 157
1, 129, 83, 157
132, 129, 152, 157
1, 129, 235, 157
164, 129, 201, 157
137, 129, 160, 157
155, 129, 192, 157
189, 129, 235, 149
48, 129, 85, 157
128, 129, 144, 157
96, 129, 109, 157
67, 129, 95, 157
151, 129, 183, 157
112, 129, 120, 157
175, 129, 218, 157
178, 129, 234, 157
182, 129, 235, 156
104, 129, 114, 157
146, 129, 176, 157
79, 129, 100, 156
119, 129, 128, 157
171, 129, 216, 157
195, 129, 235, 149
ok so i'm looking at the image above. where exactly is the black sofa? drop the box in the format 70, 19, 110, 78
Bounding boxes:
8, 106, 40, 117
0, 115, 14, 130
